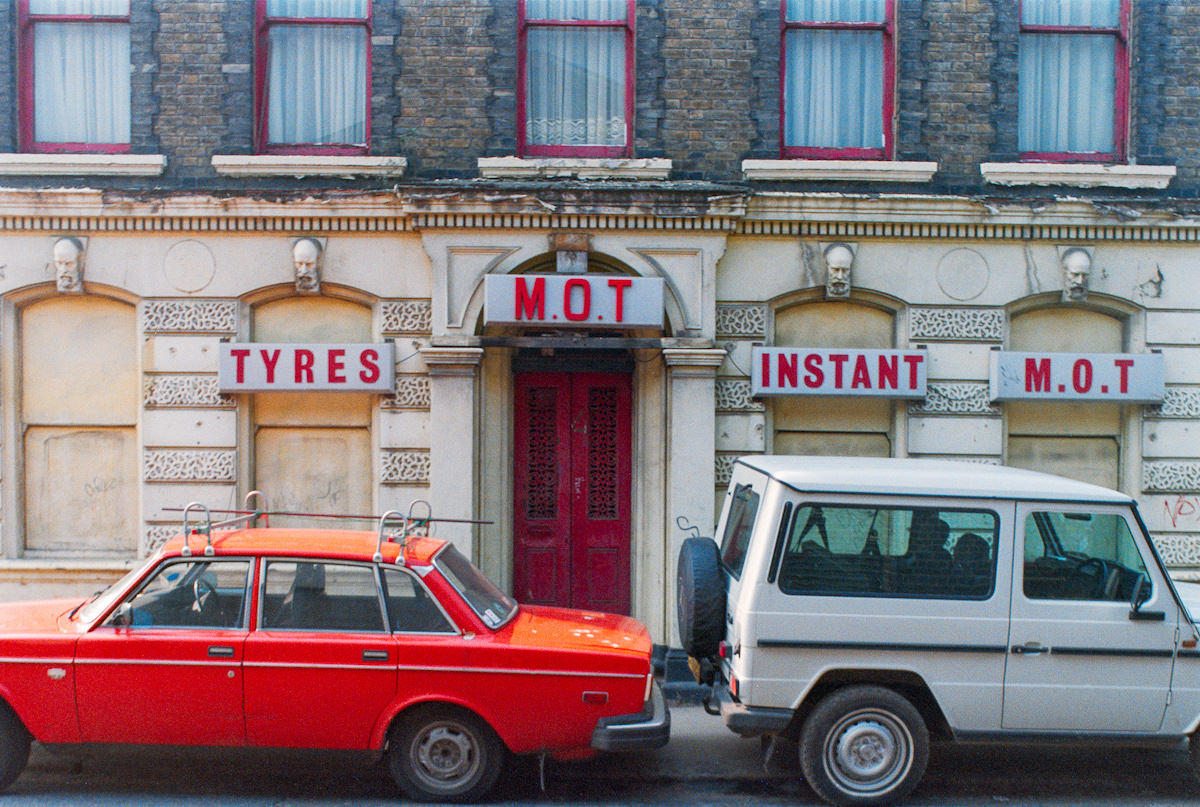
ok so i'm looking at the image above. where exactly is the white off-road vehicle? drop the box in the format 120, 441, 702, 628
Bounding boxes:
677, 456, 1200, 807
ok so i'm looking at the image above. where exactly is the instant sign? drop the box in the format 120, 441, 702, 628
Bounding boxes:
989, 351, 1164, 403
752, 347, 928, 398
218, 343, 395, 392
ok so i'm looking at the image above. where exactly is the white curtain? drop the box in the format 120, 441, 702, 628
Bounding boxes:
784, 29, 883, 150
525, 0, 626, 148
1019, 0, 1119, 154
266, 0, 368, 18
267, 24, 367, 145
29, 0, 128, 12
786, 0, 884, 23
33, 25, 129, 144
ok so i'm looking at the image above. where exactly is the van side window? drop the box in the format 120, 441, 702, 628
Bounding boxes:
776, 504, 998, 599
1023, 511, 1149, 602
720, 483, 760, 579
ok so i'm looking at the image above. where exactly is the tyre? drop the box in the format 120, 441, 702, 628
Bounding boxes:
388, 705, 504, 803
0, 705, 29, 791
676, 536, 726, 659
799, 686, 929, 807
1190, 732, 1200, 786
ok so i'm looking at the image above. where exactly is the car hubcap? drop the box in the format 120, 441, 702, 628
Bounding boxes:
825, 710, 912, 795
413, 722, 479, 791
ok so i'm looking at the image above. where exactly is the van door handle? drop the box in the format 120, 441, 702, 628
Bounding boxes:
362, 649, 389, 661
207, 646, 235, 658
1011, 643, 1047, 655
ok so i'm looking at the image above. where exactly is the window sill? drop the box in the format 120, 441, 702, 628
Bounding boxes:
742, 159, 939, 183
0, 153, 166, 176
211, 155, 407, 178
980, 162, 1176, 189
478, 156, 672, 180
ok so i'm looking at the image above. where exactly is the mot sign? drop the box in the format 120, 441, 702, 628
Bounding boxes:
989, 351, 1164, 403
218, 343, 395, 392
484, 274, 664, 328
752, 347, 928, 398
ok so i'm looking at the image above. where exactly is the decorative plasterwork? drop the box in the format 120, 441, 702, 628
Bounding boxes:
144, 525, 179, 556
715, 304, 767, 338
477, 157, 672, 180
715, 453, 742, 487
1146, 387, 1200, 419
909, 307, 1005, 342
742, 159, 938, 183
381, 300, 433, 334
0, 154, 166, 176
143, 374, 235, 408
1144, 461, 1200, 493
715, 379, 764, 412
382, 449, 431, 484
143, 300, 238, 333
908, 383, 999, 415
1151, 534, 1200, 568
211, 155, 407, 177
980, 162, 1176, 189
384, 375, 431, 410
144, 449, 237, 482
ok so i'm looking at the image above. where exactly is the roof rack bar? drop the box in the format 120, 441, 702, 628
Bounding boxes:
181, 502, 213, 557
374, 510, 406, 563
243, 490, 268, 528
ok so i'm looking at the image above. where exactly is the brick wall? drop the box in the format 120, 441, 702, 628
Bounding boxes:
218, 1, 253, 157
0, 8, 14, 152
153, 0, 227, 179
1149, 2, 1200, 183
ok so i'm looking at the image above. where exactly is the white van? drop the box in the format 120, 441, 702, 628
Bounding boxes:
676, 456, 1200, 807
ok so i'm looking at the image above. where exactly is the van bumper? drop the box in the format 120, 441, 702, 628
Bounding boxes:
715, 685, 794, 736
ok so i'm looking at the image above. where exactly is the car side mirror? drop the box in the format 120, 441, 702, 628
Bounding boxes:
110, 603, 133, 628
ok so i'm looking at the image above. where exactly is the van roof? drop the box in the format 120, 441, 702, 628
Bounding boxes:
736, 455, 1134, 505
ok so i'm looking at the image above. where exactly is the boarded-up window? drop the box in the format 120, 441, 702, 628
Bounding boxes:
21, 296, 138, 555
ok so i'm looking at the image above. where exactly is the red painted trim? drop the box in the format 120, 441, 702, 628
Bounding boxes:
30, 143, 131, 154
1017, 151, 1120, 164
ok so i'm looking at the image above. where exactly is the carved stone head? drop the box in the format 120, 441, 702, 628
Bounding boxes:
823, 243, 855, 299
1061, 247, 1091, 302
292, 237, 322, 294
53, 237, 84, 292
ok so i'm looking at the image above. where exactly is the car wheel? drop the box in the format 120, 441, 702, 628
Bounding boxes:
0, 705, 30, 791
388, 705, 504, 803
799, 686, 929, 807
676, 536, 726, 659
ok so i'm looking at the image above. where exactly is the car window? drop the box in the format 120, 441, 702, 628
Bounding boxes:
776, 504, 998, 599
434, 545, 517, 629
108, 560, 250, 629
261, 561, 386, 632
1023, 511, 1149, 602
382, 567, 456, 634
720, 483, 760, 579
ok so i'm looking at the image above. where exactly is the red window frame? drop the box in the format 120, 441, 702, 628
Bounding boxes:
1018, 0, 1129, 163
253, 0, 372, 156
779, 0, 895, 160
517, 0, 636, 158
17, 0, 131, 154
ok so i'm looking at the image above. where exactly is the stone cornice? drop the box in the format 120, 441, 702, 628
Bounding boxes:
211, 155, 407, 178
0, 154, 166, 176
742, 159, 939, 183
981, 162, 1176, 189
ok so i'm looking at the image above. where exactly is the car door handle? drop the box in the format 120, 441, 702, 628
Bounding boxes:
1011, 643, 1047, 655
362, 650, 390, 662
207, 646, 236, 658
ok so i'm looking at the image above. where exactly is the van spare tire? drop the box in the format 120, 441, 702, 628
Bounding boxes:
677, 536, 726, 659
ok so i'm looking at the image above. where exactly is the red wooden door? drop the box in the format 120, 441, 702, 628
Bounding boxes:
513, 371, 632, 614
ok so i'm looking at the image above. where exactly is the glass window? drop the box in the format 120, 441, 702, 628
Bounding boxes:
520, 0, 633, 156
257, 0, 370, 153
382, 567, 456, 633
1023, 510, 1148, 601
720, 483, 761, 579
20, 0, 131, 152
262, 561, 385, 631
781, 0, 892, 158
1018, 0, 1126, 160
435, 545, 518, 629
776, 504, 998, 599
109, 560, 251, 629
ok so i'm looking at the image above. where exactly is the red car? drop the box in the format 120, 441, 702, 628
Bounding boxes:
0, 508, 668, 802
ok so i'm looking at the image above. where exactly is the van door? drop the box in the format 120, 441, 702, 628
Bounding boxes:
1003, 503, 1179, 732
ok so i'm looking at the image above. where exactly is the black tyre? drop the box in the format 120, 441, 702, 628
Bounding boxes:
388, 705, 504, 803
1190, 732, 1200, 786
0, 705, 29, 791
799, 686, 929, 807
676, 536, 726, 659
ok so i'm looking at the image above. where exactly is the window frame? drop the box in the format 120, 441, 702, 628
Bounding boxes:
516, 0, 636, 158
778, 0, 896, 160
17, 0, 132, 154
253, 0, 372, 156
1017, 0, 1130, 163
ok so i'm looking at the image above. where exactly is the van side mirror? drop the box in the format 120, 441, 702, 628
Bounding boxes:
1129, 575, 1164, 622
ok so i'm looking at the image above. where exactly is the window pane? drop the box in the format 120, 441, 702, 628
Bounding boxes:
30, 0, 129, 13
1019, 33, 1114, 153
383, 568, 455, 633
786, 0, 885, 23
33, 22, 130, 144
526, 26, 626, 147
784, 29, 883, 149
263, 562, 385, 631
267, 0, 368, 18
267, 24, 367, 145
1023, 512, 1148, 601
114, 561, 250, 629
1021, 0, 1119, 27
720, 484, 760, 578
526, 0, 626, 21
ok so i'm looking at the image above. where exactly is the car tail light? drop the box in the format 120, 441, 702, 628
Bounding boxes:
730, 675, 739, 699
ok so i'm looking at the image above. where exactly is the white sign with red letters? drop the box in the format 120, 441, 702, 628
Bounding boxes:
218, 343, 395, 392
989, 351, 1164, 402
484, 274, 664, 328
752, 347, 928, 398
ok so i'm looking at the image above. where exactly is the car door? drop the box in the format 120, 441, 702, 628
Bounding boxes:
1003, 503, 1180, 732
74, 558, 252, 745
243, 559, 397, 749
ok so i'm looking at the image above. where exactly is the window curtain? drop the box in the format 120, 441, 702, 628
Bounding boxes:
31, 0, 131, 144
266, 0, 368, 146
1019, 0, 1119, 154
525, 0, 627, 148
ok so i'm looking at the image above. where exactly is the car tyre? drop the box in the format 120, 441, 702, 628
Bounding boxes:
388, 705, 504, 803
0, 705, 30, 791
676, 536, 726, 659
799, 686, 929, 807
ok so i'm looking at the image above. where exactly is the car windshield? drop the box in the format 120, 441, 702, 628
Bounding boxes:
75, 555, 158, 624
434, 545, 517, 629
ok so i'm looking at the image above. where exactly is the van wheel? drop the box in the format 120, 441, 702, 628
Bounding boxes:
676, 536, 726, 659
388, 705, 504, 803
799, 686, 928, 807
1190, 732, 1200, 785
0, 706, 30, 791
